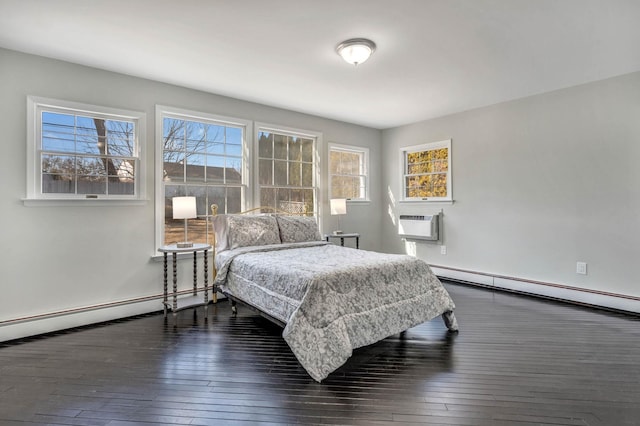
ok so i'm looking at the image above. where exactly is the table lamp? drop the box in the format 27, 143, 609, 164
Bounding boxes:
173, 196, 197, 248
330, 198, 347, 235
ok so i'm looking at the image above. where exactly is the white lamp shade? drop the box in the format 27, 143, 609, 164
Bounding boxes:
172, 196, 197, 219
330, 198, 347, 215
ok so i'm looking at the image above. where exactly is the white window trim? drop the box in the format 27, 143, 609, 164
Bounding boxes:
155, 105, 252, 251
328, 143, 370, 202
400, 139, 453, 203
254, 122, 323, 217
25, 96, 147, 205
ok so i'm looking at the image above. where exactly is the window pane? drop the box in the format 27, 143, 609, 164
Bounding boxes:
303, 189, 314, 215
332, 176, 360, 199
206, 142, 224, 155
259, 159, 272, 185
77, 157, 106, 176
77, 175, 106, 194
260, 187, 276, 211
288, 137, 301, 161
76, 116, 100, 154
258, 132, 273, 158
226, 144, 242, 157
225, 159, 242, 184
274, 134, 287, 160
301, 139, 313, 162
163, 151, 185, 182
433, 173, 448, 197
108, 177, 135, 195
186, 122, 206, 153
289, 162, 301, 186
106, 120, 135, 156
329, 150, 340, 174
204, 155, 224, 183
207, 186, 226, 215
274, 160, 287, 186
163, 118, 185, 150
112, 158, 135, 180
185, 154, 206, 183
301, 163, 313, 187
227, 187, 242, 213
205, 124, 225, 143
226, 127, 242, 145
276, 188, 290, 209
42, 174, 74, 193
42, 154, 75, 174
343, 152, 361, 175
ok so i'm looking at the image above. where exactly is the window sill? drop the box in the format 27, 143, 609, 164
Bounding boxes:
399, 199, 455, 205
23, 198, 149, 207
151, 250, 213, 262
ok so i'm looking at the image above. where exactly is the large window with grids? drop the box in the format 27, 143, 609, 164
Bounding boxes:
401, 139, 452, 202
157, 106, 250, 246
329, 144, 369, 201
257, 126, 319, 216
26, 97, 145, 201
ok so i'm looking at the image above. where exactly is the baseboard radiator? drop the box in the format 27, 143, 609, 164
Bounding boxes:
430, 265, 640, 316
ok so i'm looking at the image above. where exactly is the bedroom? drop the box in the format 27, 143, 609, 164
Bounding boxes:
0, 0, 639, 424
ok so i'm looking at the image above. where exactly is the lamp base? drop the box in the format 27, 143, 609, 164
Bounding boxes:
176, 242, 194, 248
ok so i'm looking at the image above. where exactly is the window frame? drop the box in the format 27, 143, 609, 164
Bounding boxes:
155, 105, 252, 250
400, 139, 453, 202
254, 122, 322, 217
328, 143, 370, 202
26, 96, 146, 204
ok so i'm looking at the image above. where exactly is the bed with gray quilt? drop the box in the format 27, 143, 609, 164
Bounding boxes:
212, 213, 458, 382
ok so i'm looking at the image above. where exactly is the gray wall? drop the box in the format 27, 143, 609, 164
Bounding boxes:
382, 71, 640, 299
0, 48, 382, 341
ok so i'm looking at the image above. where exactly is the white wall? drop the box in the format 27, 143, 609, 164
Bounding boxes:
382, 71, 640, 306
0, 48, 382, 341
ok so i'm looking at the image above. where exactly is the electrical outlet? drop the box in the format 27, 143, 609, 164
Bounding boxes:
576, 261, 587, 275
440, 245, 447, 255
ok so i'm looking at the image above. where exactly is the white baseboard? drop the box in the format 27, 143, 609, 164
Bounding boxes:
431, 266, 640, 315
0, 299, 161, 343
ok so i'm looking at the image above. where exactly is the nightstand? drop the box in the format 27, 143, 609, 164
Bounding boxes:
324, 233, 360, 249
159, 243, 212, 316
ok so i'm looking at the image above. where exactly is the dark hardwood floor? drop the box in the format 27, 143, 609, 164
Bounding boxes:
1, 282, 639, 426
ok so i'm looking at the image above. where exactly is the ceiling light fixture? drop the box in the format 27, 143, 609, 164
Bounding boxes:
336, 38, 376, 66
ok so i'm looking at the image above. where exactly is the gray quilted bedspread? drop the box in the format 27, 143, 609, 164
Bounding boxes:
214, 242, 458, 382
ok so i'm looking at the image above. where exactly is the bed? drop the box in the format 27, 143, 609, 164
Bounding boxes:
210, 205, 459, 382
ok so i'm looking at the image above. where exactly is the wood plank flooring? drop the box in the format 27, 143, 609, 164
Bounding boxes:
1, 282, 639, 425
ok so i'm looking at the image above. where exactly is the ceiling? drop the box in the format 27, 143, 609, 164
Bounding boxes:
1, 0, 639, 129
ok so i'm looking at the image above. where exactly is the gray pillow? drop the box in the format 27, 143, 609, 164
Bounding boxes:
276, 215, 321, 243
226, 215, 282, 249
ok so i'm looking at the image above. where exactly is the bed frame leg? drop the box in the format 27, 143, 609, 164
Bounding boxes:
442, 310, 459, 332
231, 300, 237, 315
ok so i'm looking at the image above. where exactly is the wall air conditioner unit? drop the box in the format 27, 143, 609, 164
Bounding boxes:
398, 214, 439, 241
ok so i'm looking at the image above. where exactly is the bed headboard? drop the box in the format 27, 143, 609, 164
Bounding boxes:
210, 204, 320, 282
211, 204, 306, 216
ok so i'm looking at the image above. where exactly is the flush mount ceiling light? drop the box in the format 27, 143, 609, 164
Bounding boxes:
336, 38, 376, 66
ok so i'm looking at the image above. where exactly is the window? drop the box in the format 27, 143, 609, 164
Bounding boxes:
157, 106, 251, 246
329, 144, 369, 201
401, 139, 452, 202
26, 96, 145, 201
257, 125, 320, 216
